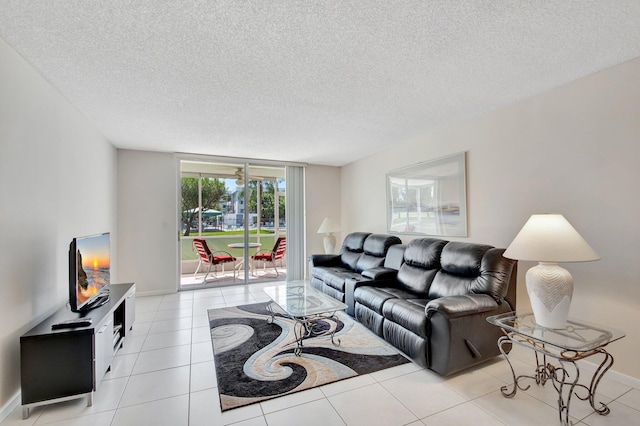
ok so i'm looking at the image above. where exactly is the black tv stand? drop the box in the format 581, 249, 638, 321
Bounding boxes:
20, 283, 135, 419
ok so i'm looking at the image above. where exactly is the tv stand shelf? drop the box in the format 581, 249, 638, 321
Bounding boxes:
20, 282, 135, 419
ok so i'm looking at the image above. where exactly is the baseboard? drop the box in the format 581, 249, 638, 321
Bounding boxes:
0, 390, 20, 423
578, 358, 640, 389
505, 345, 640, 390
135, 289, 176, 297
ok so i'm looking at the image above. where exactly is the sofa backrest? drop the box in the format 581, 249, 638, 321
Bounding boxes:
428, 242, 515, 303
383, 244, 406, 270
354, 234, 402, 272
339, 232, 371, 270
396, 238, 447, 294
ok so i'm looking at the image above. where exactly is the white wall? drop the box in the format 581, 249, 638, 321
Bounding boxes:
341, 58, 640, 379
305, 165, 342, 260
115, 157, 342, 288
0, 37, 117, 415
116, 150, 179, 295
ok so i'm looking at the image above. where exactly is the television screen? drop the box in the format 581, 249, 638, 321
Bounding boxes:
70, 232, 110, 312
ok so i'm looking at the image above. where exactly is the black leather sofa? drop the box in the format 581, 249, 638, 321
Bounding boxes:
310, 233, 517, 376
309, 232, 402, 303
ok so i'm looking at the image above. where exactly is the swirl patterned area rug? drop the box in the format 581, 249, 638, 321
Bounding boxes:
208, 301, 410, 411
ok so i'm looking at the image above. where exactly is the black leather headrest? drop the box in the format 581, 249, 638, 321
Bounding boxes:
404, 238, 447, 269
341, 232, 371, 252
440, 242, 493, 277
363, 234, 402, 256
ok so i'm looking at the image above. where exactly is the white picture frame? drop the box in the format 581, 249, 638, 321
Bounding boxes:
386, 152, 467, 237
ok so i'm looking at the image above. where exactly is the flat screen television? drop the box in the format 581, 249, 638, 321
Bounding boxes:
69, 232, 111, 312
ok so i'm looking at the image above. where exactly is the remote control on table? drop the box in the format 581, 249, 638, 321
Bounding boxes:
51, 318, 92, 329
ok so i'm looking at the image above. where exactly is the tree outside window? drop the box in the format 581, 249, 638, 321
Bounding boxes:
181, 177, 226, 236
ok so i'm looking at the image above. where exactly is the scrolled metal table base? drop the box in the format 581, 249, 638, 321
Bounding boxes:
291, 313, 342, 356
266, 302, 341, 356
498, 335, 614, 426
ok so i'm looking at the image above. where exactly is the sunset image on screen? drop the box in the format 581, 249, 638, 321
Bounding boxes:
76, 233, 110, 303
80, 240, 110, 270
83, 253, 109, 270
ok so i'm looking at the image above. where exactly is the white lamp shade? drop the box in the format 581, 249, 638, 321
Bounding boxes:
503, 214, 599, 263
317, 217, 340, 234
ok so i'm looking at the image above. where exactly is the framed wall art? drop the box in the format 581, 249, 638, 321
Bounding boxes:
386, 152, 467, 237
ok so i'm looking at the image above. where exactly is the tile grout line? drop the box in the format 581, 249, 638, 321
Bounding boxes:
187, 293, 195, 426
110, 302, 156, 425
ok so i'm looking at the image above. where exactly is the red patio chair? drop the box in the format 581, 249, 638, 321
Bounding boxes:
192, 238, 236, 281
251, 237, 286, 277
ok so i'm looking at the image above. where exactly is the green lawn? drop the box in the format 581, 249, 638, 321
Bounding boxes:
181, 232, 279, 260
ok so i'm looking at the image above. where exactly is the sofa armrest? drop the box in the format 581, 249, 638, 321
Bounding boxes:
344, 275, 397, 316
344, 277, 369, 316
426, 294, 499, 319
361, 267, 398, 280
308, 254, 341, 267
425, 294, 512, 375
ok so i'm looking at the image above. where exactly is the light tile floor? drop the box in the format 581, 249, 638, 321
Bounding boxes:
4, 281, 639, 426
180, 265, 287, 289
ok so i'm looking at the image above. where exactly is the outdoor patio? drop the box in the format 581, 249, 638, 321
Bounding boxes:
180, 262, 287, 288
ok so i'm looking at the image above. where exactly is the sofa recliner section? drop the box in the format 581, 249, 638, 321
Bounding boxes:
312, 232, 517, 377
309, 232, 402, 304
354, 238, 516, 376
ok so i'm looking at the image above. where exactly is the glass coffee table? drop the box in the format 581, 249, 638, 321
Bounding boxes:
487, 312, 625, 426
263, 281, 347, 356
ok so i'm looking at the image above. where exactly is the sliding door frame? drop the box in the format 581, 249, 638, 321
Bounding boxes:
176, 153, 306, 288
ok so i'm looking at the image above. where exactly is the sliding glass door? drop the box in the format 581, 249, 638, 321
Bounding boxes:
179, 159, 289, 289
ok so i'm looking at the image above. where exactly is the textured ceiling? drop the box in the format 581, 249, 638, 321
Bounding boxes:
1, 1, 640, 166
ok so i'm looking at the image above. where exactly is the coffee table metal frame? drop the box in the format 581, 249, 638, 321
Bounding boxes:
264, 281, 347, 356
487, 312, 625, 426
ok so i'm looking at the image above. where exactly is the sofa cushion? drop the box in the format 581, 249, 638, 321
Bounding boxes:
354, 285, 419, 312
381, 297, 430, 338
309, 264, 327, 280
355, 253, 385, 272
396, 264, 439, 295
354, 287, 396, 312
429, 247, 514, 303
354, 234, 402, 272
340, 251, 362, 270
363, 234, 402, 257
396, 238, 446, 294
428, 242, 504, 300
323, 268, 364, 292
342, 232, 371, 251
322, 285, 344, 302
403, 238, 447, 269
355, 303, 385, 336
383, 321, 428, 367
339, 232, 370, 270
439, 242, 493, 277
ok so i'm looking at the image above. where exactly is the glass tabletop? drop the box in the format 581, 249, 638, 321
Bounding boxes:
263, 281, 347, 318
227, 242, 261, 249
487, 312, 625, 352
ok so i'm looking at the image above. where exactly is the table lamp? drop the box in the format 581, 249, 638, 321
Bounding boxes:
503, 214, 599, 329
317, 217, 340, 254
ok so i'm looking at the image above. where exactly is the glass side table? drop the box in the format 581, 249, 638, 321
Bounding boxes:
264, 281, 347, 356
487, 312, 625, 426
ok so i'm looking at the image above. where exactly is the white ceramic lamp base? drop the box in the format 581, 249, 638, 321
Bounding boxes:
526, 262, 574, 329
323, 234, 336, 254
